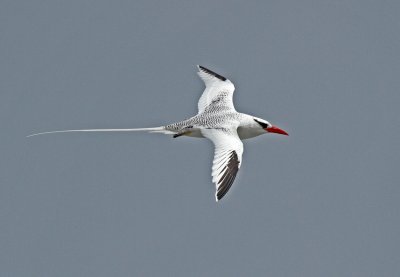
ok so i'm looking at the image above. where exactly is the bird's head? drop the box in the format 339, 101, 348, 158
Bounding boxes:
254, 118, 289, 136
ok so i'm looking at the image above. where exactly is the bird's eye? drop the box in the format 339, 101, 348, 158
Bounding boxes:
254, 119, 269, 129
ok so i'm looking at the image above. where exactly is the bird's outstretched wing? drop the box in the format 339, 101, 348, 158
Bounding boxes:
197, 65, 236, 114
201, 128, 243, 201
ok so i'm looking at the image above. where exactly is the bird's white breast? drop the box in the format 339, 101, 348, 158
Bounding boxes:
237, 126, 265, 140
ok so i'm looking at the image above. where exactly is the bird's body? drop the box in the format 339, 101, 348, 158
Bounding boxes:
29, 66, 288, 201
163, 112, 266, 140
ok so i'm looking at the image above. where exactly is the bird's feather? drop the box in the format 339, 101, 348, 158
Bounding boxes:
201, 128, 243, 201
197, 65, 235, 114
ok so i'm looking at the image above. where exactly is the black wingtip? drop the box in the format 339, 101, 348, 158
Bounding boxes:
215, 151, 240, 201
198, 65, 227, 81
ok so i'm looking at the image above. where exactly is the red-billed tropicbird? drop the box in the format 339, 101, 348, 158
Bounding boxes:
28, 66, 288, 201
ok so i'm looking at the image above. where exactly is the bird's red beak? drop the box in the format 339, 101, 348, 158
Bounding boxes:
266, 125, 289, 136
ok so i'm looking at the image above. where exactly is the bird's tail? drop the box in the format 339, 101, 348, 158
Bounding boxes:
26, 126, 174, 138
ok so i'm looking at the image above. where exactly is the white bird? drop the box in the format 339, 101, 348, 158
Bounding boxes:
28, 66, 288, 201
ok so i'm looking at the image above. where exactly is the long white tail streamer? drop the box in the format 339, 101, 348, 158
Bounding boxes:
26, 127, 171, 137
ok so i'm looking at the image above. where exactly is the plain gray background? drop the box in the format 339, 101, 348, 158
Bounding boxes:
1, 0, 399, 276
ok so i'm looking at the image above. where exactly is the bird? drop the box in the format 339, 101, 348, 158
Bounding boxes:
28, 65, 288, 201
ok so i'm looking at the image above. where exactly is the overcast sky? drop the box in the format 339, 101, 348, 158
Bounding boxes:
1, 0, 400, 276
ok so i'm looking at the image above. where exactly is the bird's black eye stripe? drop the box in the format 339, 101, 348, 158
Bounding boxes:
254, 119, 269, 128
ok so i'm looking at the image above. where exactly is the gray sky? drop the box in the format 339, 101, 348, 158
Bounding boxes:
1, 0, 399, 276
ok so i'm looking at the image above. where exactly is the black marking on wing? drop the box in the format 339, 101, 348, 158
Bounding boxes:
173, 125, 194, 138
254, 118, 269, 129
199, 65, 227, 81
216, 151, 240, 201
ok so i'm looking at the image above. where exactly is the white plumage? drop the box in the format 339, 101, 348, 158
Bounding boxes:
28, 65, 288, 202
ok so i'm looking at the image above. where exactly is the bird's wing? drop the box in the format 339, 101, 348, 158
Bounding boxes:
201, 128, 243, 201
197, 65, 236, 114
